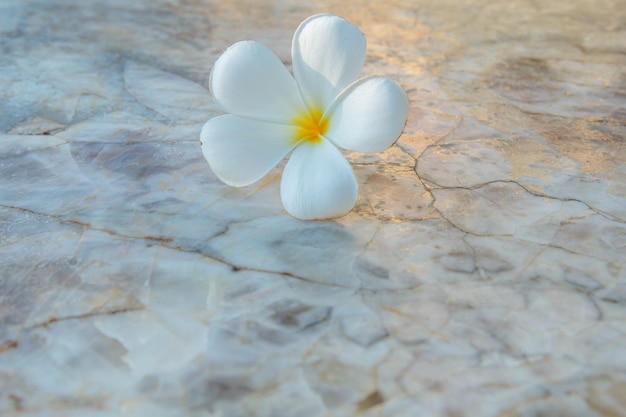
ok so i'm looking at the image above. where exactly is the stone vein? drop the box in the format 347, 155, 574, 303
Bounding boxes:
430, 179, 625, 224
0, 204, 355, 291
3, 1, 626, 415
0, 203, 487, 296
24, 306, 145, 331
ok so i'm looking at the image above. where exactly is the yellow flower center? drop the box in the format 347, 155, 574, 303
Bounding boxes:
292, 107, 329, 144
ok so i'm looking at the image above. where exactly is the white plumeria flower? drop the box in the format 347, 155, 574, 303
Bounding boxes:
201, 14, 409, 220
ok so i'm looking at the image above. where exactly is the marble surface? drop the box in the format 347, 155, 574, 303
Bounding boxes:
1, 0, 626, 416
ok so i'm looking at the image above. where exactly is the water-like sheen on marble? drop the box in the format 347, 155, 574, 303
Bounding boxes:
1, 0, 625, 416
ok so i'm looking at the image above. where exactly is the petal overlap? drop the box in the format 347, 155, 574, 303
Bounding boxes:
201, 115, 296, 187
292, 14, 366, 111
280, 139, 357, 220
325, 77, 410, 153
211, 41, 306, 123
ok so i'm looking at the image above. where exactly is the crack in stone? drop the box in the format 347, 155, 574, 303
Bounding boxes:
66, 138, 200, 145
24, 306, 145, 331
356, 390, 385, 412
394, 142, 418, 163
352, 220, 385, 289
0, 340, 19, 354
585, 293, 605, 321
1, 140, 70, 157
429, 179, 625, 224
196, 250, 357, 290
512, 182, 625, 224
0, 204, 355, 290
511, 242, 550, 287
459, 233, 479, 274
3, 163, 621, 294
413, 114, 465, 163
412, 171, 460, 232
388, 186, 622, 266
422, 176, 624, 234
0, 205, 425, 294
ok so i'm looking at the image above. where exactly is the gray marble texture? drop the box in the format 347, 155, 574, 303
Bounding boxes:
1, 0, 626, 416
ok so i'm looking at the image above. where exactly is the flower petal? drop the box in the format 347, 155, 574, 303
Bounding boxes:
292, 14, 366, 111
325, 77, 409, 152
211, 41, 306, 123
280, 139, 357, 219
201, 115, 296, 187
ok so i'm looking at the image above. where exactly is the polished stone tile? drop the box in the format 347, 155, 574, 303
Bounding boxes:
1, 0, 625, 416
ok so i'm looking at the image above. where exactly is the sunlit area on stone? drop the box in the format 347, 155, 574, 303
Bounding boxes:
1, 0, 625, 416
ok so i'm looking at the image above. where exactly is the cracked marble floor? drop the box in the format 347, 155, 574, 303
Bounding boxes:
1, 0, 626, 416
